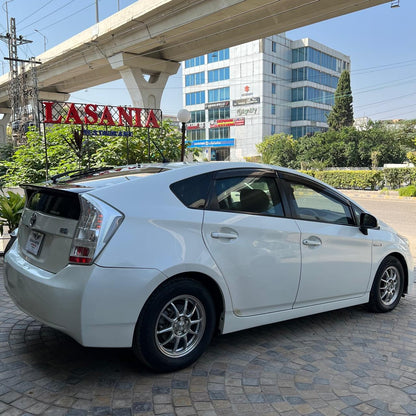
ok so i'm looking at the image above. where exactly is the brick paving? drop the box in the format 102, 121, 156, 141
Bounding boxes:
0, 261, 416, 415
1, 193, 416, 415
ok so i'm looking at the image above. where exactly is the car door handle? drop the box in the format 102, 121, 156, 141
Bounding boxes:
302, 238, 322, 246
211, 232, 238, 240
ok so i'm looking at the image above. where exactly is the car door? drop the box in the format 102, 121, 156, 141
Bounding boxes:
202, 169, 301, 317
281, 175, 373, 308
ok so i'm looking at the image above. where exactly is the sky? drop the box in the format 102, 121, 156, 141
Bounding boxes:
0, 0, 415, 121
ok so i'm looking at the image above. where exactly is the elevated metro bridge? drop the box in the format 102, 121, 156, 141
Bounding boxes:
0, 0, 390, 139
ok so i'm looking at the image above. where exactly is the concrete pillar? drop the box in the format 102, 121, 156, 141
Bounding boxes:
108, 52, 180, 108
0, 109, 11, 145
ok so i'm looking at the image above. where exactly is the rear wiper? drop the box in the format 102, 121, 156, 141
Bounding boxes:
51, 167, 114, 184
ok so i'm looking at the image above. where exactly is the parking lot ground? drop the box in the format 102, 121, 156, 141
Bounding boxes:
0, 193, 416, 416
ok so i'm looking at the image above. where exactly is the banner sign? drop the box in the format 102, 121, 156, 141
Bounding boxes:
190, 138, 235, 148
205, 101, 230, 109
187, 122, 206, 130
233, 97, 260, 106
39, 101, 162, 128
210, 118, 245, 128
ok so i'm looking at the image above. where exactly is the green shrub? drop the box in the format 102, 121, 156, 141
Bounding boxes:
398, 185, 416, 197
0, 190, 25, 235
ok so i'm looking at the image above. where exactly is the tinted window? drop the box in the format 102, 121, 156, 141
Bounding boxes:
287, 182, 354, 225
170, 173, 212, 209
213, 175, 283, 216
26, 190, 80, 219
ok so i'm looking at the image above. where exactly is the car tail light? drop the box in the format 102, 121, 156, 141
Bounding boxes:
69, 194, 123, 265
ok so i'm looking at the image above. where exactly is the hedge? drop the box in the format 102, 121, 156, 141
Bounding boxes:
300, 168, 416, 190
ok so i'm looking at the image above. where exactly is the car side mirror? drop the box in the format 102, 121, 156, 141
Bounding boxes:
359, 212, 378, 235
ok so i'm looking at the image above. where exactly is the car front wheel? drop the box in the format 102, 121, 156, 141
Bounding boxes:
133, 277, 216, 372
368, 256, 404, 312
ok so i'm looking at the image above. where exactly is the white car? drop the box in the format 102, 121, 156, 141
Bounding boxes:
4, 162, 413, 372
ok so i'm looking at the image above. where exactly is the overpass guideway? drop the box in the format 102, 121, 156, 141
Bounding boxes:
0, 0, 389, 125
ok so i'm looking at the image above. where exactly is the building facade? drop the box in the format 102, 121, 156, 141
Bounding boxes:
182, 34, 350, 161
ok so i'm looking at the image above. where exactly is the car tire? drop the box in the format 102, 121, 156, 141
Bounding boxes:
368, 256, 404, 313
133, 277, 216, 372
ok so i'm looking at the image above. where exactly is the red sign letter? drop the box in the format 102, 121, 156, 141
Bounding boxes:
84, 104, 99, 124
99, 106, 116, 126
43, 102, 62, 124
64, 103, 83, 124
145, 110, 160, 128
117, 106, 133, 127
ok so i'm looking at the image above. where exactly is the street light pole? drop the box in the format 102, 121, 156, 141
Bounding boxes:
34, 29, 47, 52
177, 109, 191, 162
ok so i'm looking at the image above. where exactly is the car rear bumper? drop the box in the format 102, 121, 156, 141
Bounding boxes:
4, 244, 166, 348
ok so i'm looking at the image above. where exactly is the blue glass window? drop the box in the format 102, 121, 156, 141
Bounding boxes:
209, 127, 230, 139
207, 49, 230, 63
208, 87, 230, 102
186, 91, 205, 105
271, 83, 276, 94
291, 126, 327, 139
188, 129, 206, 141
271, 104, 276, 115
185, 71, 205, 86
291, 106, 329, 123
208, 106, 230, 121
190, 110, 206, 123
208, 67, 230, 82
292, 67, 339, 89
185, 55, 205, 68
291, 87, 334, 105
292, 47, 340, 72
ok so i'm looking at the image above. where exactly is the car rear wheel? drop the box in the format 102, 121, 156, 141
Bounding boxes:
368, 256, 404, 312
133, 277, 216, 372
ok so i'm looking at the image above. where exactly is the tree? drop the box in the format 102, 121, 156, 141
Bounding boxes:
0, 121, 196, 186
327, 70, 354, 130
256, 133, 299, 168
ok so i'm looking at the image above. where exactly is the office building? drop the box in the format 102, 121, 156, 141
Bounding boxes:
182, 34, 350, 161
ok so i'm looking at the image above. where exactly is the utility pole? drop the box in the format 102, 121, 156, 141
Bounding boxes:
0, 17, 38, 144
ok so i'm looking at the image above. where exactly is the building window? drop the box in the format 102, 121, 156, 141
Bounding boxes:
291, 106, 329, 123
209, 127, 230, 139
208, 67, 230, 83
272, 41, 277, 52
188, 129, 206, 141
271, 104, 276, 115
208, 87, 230, 102
271, 125, 276, 135
292, 47, 341, 72
190, 110, 206, 123
186, 91, 206, 105
291, 87, 334, 105
271, 63, 277, 74
292, 67, 339, 89
185, 55, 205, 68
185, 71, 205, 86
271, 83, 276, 94
291, 126, 327, 139
208, 106, 230, 120
207, 48, 230, 63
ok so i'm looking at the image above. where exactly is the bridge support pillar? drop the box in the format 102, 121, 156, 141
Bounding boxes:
0, 109, 11, 145
108, 52, 180, 109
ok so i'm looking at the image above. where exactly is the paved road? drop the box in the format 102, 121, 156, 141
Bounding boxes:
0, 194, 416, 415
342, 191, 416, 260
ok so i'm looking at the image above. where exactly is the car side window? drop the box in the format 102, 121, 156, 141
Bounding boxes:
287, 182, 354, 225
170, 173, 212, 209
213, 175, 284, 216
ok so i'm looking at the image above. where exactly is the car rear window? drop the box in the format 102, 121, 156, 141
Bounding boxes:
170, 173, 212, 209
26, 190, 80, 219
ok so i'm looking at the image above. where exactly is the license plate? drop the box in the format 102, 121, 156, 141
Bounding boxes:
25, 231, 44, 256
